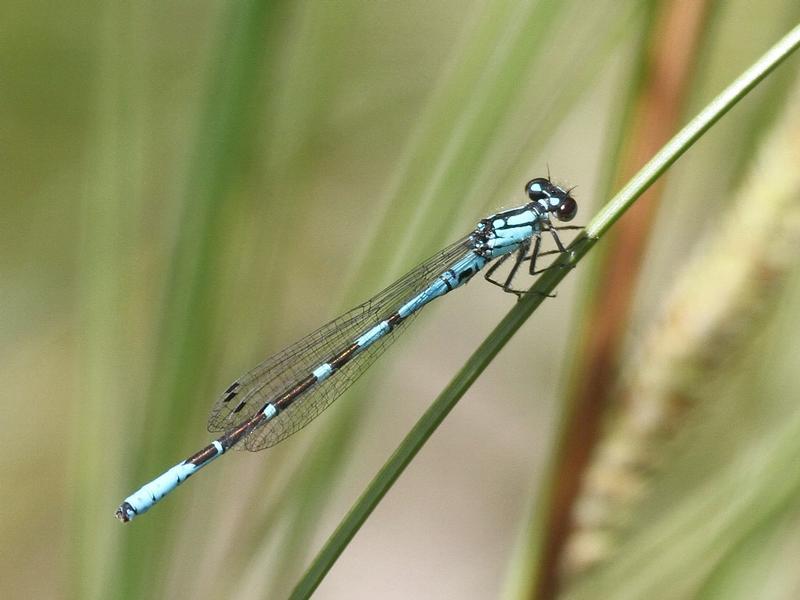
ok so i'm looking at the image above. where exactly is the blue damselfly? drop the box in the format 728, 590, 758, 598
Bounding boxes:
115, 178, 579, 522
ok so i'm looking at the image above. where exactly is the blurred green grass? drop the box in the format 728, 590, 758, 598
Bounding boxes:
2, 1, 800, 599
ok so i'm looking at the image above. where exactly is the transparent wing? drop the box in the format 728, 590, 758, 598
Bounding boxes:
207, 236, 475, 451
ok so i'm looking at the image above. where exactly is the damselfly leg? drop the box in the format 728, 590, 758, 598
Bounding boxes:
483, 223, 581, 297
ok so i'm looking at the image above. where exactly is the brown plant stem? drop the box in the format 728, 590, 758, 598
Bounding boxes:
533, 2, 714, 598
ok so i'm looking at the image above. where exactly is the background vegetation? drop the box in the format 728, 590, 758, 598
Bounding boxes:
2, 1, 799, 599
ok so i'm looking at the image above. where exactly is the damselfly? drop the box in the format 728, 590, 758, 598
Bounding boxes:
115, 178, 579, 522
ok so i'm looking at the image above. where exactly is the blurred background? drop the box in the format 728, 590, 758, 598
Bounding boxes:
3, 1, 800, 598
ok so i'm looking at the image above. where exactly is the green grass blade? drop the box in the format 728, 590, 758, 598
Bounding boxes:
111, 2, 285, 598
288, 22, 800, 599
588, 23, 800, 238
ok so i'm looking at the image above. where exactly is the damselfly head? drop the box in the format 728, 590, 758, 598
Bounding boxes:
524, 177, 578, 222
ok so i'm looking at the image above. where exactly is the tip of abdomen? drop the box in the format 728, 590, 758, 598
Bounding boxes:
115, 502, 136, 523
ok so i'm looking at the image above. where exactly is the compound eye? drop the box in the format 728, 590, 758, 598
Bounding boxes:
525, 177, 550, 201
555, 196, 577, 222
